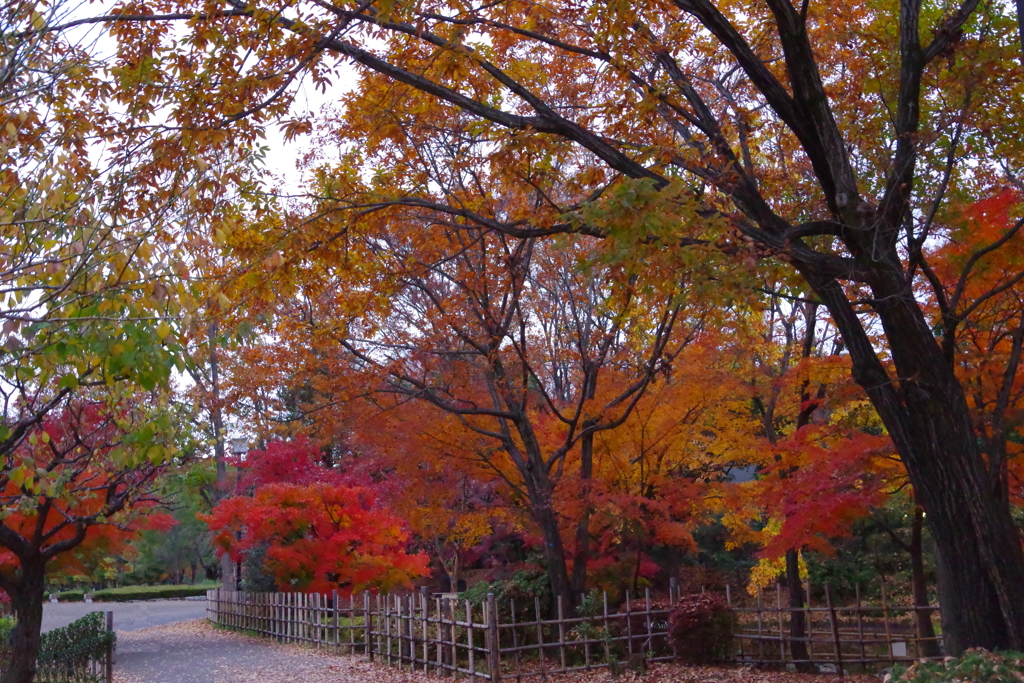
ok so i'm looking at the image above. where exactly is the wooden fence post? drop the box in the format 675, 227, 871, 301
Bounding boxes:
824, 584, 844, 677
556, 595, 566, 671
534, 597, 546, 679
602, 592, 611, 666
105, 611, 114, 683
881, 579, 894, 666
487, 593, 501, 683
365, 591, 374, 662
421, 586, 430, 672
776, 584, 786, 664
333, 589, 340, 654
467, 599, 476, 683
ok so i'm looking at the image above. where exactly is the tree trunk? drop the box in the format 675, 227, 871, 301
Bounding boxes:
785, 550, 814, 672
3, 559, 45, 683
521, 466, 572, 614
533, 497, 571, 608
909, 505, 940, 657
569, 430, 594, 601
208, 321, 235, 591
811, 275, 1024, 652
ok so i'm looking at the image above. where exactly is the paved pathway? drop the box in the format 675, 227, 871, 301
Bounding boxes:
42, 599, 209, 633
112, 620, 389, 683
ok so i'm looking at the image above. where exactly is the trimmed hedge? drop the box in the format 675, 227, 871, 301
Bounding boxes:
38, 611, 115, 666
90, 585, 211, 602
47, 590, 86, 602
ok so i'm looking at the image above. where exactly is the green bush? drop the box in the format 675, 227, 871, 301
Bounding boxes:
0, 616, 15, 643
91, 585, 212, 602
891, 649, 1024, 683
459, 568, 552, 624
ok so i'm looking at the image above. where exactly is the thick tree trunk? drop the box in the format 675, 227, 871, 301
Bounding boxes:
909, 505, 940, 657
3, 559, 45, 683
533, 499, 571, 610
785, 550, 814, 672
811, 275, 1024, 652
520, 464, 572, 612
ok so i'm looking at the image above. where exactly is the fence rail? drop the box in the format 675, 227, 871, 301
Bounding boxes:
207, 586, 943, 678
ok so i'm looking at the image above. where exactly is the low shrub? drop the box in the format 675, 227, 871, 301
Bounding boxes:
667, 592, 732, 664
459, 568, 551, 624
0, 616, 15, 643
91, 585, 211, 602
891, 649, 1024, 683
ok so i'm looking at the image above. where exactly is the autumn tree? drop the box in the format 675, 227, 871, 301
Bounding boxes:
62, 0, 1024, 649
0, 401, 183, 683
216, 185, 714, 600
203, 481, 428, 593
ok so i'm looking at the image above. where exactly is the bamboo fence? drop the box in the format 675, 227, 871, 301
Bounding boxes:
207, 583, 943, 678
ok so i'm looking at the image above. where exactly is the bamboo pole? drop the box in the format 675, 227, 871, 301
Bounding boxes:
582, 594, 590, 670
105, 611, 113, 683
776, 584, 786, 664
365, 591, 374, 662
855, 584, 865, 666
805, 580, 814, 665
510, 599, 522, 682
435, 597, 443, 674
881, 580, 894, 666
727, 586, 741, 661
468, 599, 476, 682
488, 593, 501, 683
602, 592, 612, 666
557, 595, 567, 672
422, 587, 430, 672
625, 591, 633, 659
756, 585, 764, 664
645, 588, 653, 660
535, 597, 547, 680
450, 597, 458, 677
350, 593, 357, 655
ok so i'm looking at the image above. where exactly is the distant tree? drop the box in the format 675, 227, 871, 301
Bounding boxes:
203, 482, 428, 594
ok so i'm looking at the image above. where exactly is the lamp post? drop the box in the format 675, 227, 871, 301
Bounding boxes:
228, 438, 248, 590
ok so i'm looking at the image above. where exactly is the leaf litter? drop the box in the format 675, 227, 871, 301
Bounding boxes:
112, 619, 883, 683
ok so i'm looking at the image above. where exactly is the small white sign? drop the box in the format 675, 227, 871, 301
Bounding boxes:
891, 641, 907, 658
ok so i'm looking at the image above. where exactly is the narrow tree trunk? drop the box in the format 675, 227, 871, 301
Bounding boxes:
785, 550, 814, 672
207, 321, 235, 591
909, 505, 940, 657
3, 560, 45, 683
